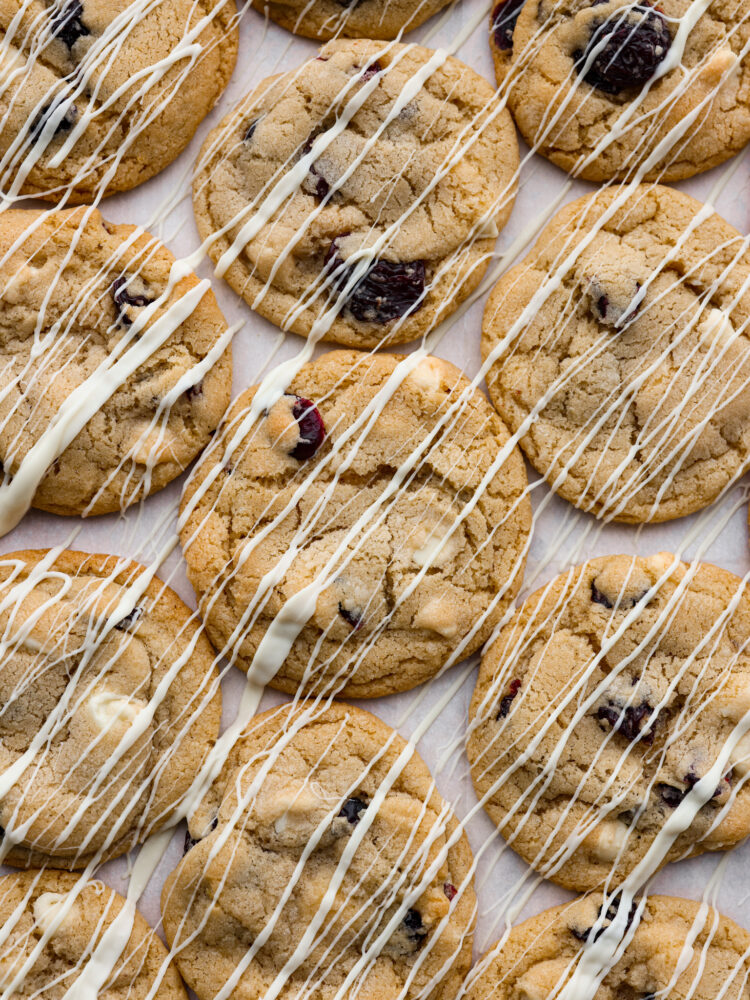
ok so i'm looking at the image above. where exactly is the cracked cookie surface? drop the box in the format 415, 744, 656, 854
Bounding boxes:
467, 553, 750, 892
192, 39, 519, 349
0, 871, 186, 1000
0, 207, 231, 517
482, 184, 750, 523
0, 0, 238, 201
251, 0, 453, 40
179, 349, 531, 698
0, 548, 221, 869
502, 0, 750, 181
464, 894, 750, 1000
162, 701, 476, 1000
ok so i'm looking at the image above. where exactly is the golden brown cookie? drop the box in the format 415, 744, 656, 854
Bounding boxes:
0, 0, 238, 202
0, 548, 221, 869
179, 350, 531, 698
250, 0, 452, 40
467, 553, 750, 891
464, 894, 750, 1000
162, 701, 476, 1000
482, 184, 750, 523
0, 207, 231, 519
193, 39, 519, 348
0, 871, 186, 1000
500, 0, 750, 181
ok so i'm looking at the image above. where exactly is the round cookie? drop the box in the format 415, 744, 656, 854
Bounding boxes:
193, 39, 519, 349
0, 548, 221, 869
179, 349, 531, 698
0, 871, 186, 1000
467, 553, 750, 892
0, 0, 238, 202
250, 0, 453, 40
464, 894, 750, 1000
161, 701, 476, 1000
482, 184, 750, 524
0, 207, 231, 519
501, 0, 750, 181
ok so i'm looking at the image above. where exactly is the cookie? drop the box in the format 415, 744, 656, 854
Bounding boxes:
467, 553, 750, 892
250, 0, 452, 40
161, 700, 476, 1000
464, 894, 750, 1000
500, 0, 750, 181
0, 871, 186, 999
482, 184, 750, 524
0, 207, 231, 520
0, 548, 221, 869
193, 39, 519, 349
179, 349, 531, 698
0, 0, 238, 202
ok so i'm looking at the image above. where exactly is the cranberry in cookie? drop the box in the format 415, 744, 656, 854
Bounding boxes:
179, 350, 531, 698
162, 701, 476, 1000
497, 0, 750, 181
192, 39, 519, 348
467, 553, 750, 891
482, 184, 750, 523
0, 0, 238, 201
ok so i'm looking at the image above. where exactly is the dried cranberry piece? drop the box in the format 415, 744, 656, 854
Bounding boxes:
112, 276, 155, 324
114, 606, 143, 632
571, 898, 637, 943
289, 395, 326, 460
491, 0, 525, 50
360, 60, 382, 81
657, 783, 685, 807
338, 603, 363, 630
573, 3, 671, 95
30, 99, 77, 143
590, 579, 648, 610
684, 768, 731, 800
443, 882, 457, 901
596, 700, 655, 743
327, 244, 427, 325
338, 797, 368, 824
403, 909, 427, 947
50, 1, 89, 47
497, 678, 522, 719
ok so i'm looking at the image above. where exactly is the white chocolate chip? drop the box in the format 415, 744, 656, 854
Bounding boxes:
409, 525, 458, 569
409, 357, 445, 392
718, 683, 750, 723
130, 426, 181, 465
32, 891, 77, 935
413, 596, 459, 638
644, 551, 674, 575
88, 690, 144, 731
587, 819, 628, 862
700, 307, 737, 347
270, 781, 329, 835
